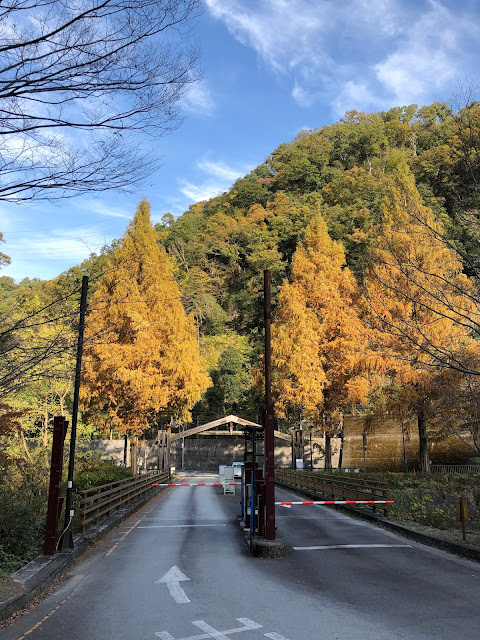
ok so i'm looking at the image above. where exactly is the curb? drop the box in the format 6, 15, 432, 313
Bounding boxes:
0, 486, 164, 623
236, 517, 286, 559
275, 481, 480, 564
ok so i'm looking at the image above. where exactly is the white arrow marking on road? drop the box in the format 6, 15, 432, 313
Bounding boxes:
156, 566, 191, 604
279, 504, 291, 509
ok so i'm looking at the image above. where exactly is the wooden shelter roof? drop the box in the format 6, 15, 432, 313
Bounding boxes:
170, 415, 262, 442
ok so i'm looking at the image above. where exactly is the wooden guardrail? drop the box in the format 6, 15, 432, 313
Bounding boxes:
77, 471, 169, 531
275, 469, 391, 516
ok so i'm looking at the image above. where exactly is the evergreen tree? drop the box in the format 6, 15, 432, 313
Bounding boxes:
363, 164, 479, 470
82, 199, 210, 436
272, 213, 369, 469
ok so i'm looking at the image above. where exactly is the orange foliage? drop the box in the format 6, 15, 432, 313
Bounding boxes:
272, 212, 370, 428
363, 163, 479, 384
82, 199, 211, 435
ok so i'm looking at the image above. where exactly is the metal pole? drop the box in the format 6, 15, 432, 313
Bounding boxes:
263, 270, 276, 540
250, 432, 257, 538
60, 275, 89, 550
401, 421, 408, 471
166, 427, 171, 479
362, 433, 367, 473
161, 427, 165, 470
310, 429, 313, 471
249, 468, 255, 539
181, 426, 185, 471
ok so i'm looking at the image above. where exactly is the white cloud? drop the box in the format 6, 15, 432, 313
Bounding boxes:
179, 158, 253, 203
196, 160, 244, 182
206, 0, 330, 75
333, 82, 385, 119
292, 83, 314, 108
0, 196, 131, 281
1, 226, 112, 281
374, 2, 474, 104
182, 80, 215, 115
179, 181, 225, 202
0, 202, 26, 234
206, 0, 479, 114
84, 201, 131, 219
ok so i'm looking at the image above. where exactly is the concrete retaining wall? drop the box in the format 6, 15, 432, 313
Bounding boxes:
343, 416, 474, 470
85, 416, 475, 472
85, 435, 336, 471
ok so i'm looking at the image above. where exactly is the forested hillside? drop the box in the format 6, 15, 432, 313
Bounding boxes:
3, 100, 480, 464
3, 99, 480, 571
157, 102, 480, 430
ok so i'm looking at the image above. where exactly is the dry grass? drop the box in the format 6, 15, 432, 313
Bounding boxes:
402, 521, 480, 549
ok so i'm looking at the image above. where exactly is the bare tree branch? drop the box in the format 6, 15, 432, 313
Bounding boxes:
0, 0, 201, 200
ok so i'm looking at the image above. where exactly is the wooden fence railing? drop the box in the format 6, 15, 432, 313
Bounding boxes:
77, 471, 169, 530
275, 469, 391, 516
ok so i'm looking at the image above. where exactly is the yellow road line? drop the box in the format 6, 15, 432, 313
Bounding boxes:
105, 519, 141, 557
16, 518, 141, 638
17, 590, 74, 640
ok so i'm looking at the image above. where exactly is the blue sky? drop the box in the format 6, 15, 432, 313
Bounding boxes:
1, 0, 480, 282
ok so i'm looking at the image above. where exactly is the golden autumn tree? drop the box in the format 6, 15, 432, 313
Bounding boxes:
82, 199, 210, 439
363, 163, 480, 470
272, 213, 370, 469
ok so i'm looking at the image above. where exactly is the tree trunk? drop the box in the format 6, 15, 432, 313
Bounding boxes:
338, 427, 344, 470
20, 428, 33, 464
131, 438, 138, 475
417, 401, 430, 472
324, 433, 332, 471
401, 421, 408, 471
43, 406, 49, 468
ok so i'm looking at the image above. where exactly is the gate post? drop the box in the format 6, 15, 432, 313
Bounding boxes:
43, 416, 68, 555
263, 270, 276, 541
249, 272, 285, 557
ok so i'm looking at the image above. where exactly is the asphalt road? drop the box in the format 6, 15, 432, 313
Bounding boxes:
2, 471, 480, 640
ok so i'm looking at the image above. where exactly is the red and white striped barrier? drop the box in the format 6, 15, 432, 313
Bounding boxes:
151, 482, 241, 487
276, 500, 394, 506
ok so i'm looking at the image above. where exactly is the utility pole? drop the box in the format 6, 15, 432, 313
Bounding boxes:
59, 275, 89, 551
263, 270, 276, 541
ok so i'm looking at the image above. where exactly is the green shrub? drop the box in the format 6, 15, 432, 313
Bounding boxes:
313, 471, 480, 531
0, 462, 49, 575
0, 450, 133, 575
73, 450, 133, 491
